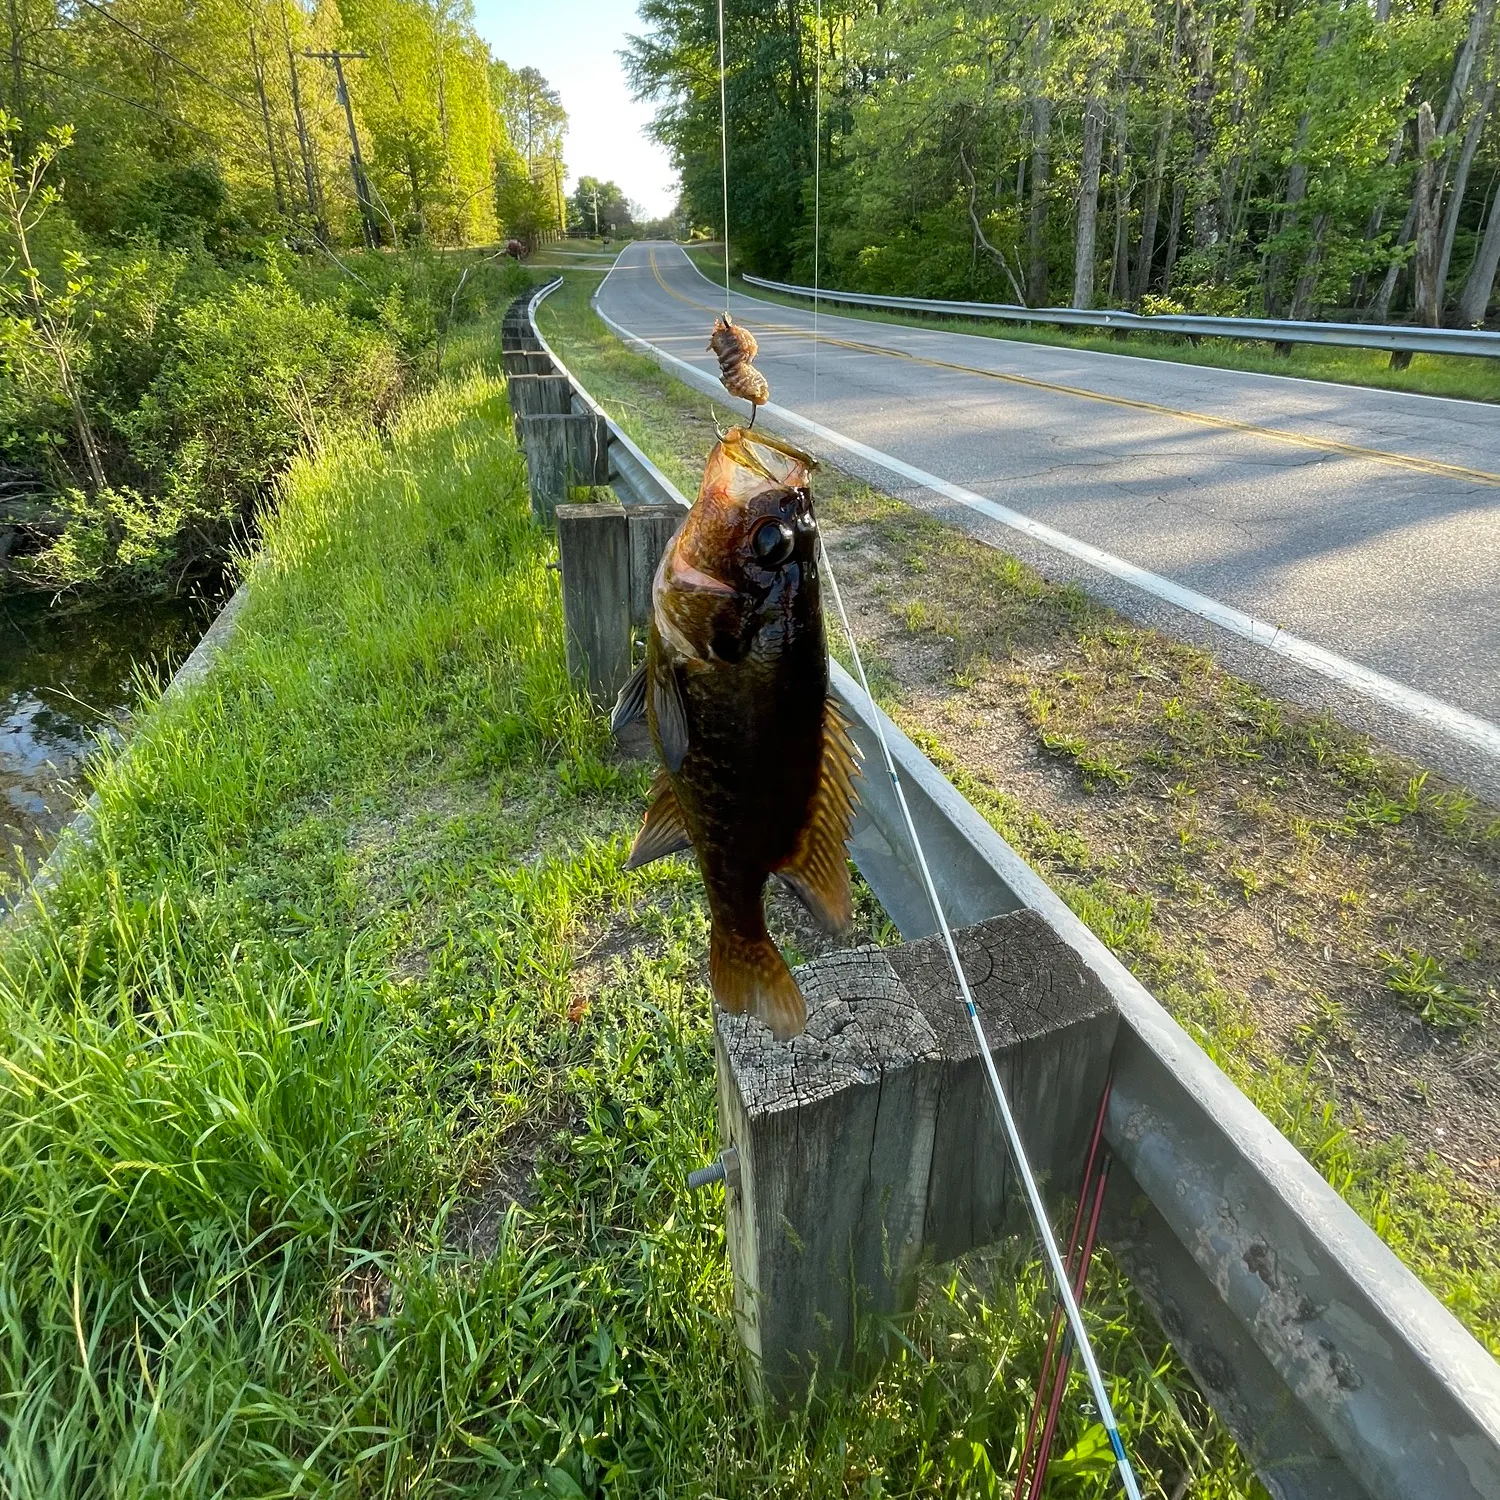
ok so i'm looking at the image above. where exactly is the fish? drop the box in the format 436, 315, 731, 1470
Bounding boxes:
708, 314, 769, 424
611, 427, 859, 1038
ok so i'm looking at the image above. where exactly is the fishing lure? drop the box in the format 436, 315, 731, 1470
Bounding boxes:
708, 314, 769, 425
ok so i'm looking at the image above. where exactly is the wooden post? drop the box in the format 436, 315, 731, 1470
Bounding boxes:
625, 505, 682, 626
555, 502, 631, 708
504, 351, 556, 377
518, 414, 570, 522
712, 908, 1118, 1404
508, 373, 572, 420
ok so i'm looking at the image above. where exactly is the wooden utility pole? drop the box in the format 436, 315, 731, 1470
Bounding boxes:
305, 48, 380, 249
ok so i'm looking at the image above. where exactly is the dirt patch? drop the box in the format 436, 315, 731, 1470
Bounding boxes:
820, 495, 1500, 1191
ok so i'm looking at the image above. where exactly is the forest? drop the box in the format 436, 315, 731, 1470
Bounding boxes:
628, 0, 1500, 327
0, 0, 562, 598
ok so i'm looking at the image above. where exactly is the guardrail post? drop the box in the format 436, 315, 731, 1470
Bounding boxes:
555, 501, 631, 708
625, 504, 681, 627
519, 412, 610, 522
509, 373, 573, 426
714, 909, 1117, 1405
503, 350, 556, 378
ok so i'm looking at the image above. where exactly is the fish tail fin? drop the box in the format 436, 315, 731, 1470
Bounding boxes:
709, 924, 806, 1039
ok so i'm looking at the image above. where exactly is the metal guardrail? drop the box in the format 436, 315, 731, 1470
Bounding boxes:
741, 273, 1500, 361
525, 276, 1500, 1500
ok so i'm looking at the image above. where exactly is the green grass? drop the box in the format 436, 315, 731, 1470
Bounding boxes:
680, 246, 1500, 405
537, 269, 1500, 1362
0, 312, 1262, 1494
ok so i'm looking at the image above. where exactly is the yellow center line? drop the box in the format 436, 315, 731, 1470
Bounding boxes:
644, 248, 1500, 490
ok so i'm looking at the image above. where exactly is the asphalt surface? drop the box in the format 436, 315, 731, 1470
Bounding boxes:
594, 242, 1500, 797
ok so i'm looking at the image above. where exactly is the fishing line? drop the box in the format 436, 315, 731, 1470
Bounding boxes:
812, 0, 821, 407
818, 546, 1144, 1500
717, 0, 732, 313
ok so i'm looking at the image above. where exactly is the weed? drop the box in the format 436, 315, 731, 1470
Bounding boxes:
1379, 949, 1485, 1029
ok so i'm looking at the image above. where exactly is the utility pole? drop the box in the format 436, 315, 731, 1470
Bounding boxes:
591, 183, 599, 238
305, 48, 380, 249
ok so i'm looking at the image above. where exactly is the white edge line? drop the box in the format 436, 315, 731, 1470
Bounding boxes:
592, 267, 1500, 764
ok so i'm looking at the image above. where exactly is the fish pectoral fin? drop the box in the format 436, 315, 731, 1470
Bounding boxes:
652, 664, 690, 773
624, 773, 692, 870
710, 925, 806, 1039
775, 703, 862, 934
611, 660, 648, 734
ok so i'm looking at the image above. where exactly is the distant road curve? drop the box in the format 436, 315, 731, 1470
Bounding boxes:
591, 241, 1500, 797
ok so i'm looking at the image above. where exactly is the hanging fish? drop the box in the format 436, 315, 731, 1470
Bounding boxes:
612, 427, 859, 1038
708, 314, 769, 425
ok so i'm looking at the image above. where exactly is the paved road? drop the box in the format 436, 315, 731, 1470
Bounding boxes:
593, 242, 1500, 791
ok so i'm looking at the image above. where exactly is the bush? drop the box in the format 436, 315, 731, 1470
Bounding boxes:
128, 273, 401, 517
14, 274, 400, 592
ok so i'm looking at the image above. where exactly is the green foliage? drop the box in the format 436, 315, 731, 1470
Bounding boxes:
128, 273, 401, 511
629, 0, 1500, 328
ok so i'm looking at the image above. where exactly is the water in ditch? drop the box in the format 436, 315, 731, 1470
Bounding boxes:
1, 592, 216, 914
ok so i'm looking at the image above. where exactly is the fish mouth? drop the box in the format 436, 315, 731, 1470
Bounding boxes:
717, 427, 819, 481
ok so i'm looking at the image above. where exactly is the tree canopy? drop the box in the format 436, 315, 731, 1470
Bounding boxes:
628, 0, 1500, 326
0, 0, 568, 252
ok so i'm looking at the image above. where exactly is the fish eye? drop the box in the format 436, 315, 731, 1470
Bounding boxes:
751, 517, 796, 566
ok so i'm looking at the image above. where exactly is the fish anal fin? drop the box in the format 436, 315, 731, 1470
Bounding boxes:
624, 773, 692, 870
776, 703, 862, 934
652, 665, 690, 773
611, 660, 648, 735
710, 925, 806, 1039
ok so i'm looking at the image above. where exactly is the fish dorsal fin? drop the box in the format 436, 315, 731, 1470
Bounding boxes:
624, 772, 693, 870
775, 702, 862, 934
652, 665, 690, 773
611, 660, 647, 734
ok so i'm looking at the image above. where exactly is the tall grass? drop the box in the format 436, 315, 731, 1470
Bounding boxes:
0, 325, 1261, 1495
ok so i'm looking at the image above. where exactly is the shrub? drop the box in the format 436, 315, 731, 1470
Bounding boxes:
127, 271, 401, 520
15, 274, 400, 592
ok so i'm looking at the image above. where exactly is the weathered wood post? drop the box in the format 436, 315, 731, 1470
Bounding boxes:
518, 412, 610, 523
508, 373, 573, 432
625, 505, 682, 625
712, 909, 1117, 1404
503, 350, 556, 377
556, 502, 632, 709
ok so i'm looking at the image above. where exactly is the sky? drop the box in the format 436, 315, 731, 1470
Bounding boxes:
473, 0, 679, 220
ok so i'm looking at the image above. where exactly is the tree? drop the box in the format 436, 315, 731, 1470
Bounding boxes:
570, 175, 634, 238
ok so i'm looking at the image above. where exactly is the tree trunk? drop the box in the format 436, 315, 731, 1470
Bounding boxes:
1374, 0, 1496, 318
959, 141, 1028, 304
248, 21, 288, 220
1109, 95, 1131, 302
1027, 17, 1052, 305
1073, 94, 1107, 308
1134, 0, 1182, 301
281, 0, 326, 240
1186, 0, 1217, 253
1215, 0, 1258, 244
1162, 177, 1186, 290
1413, 103, 1443, 326
1288, 213, 1328, 318
1458, 174, 1500, 324
1435, 80, 1494, 312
